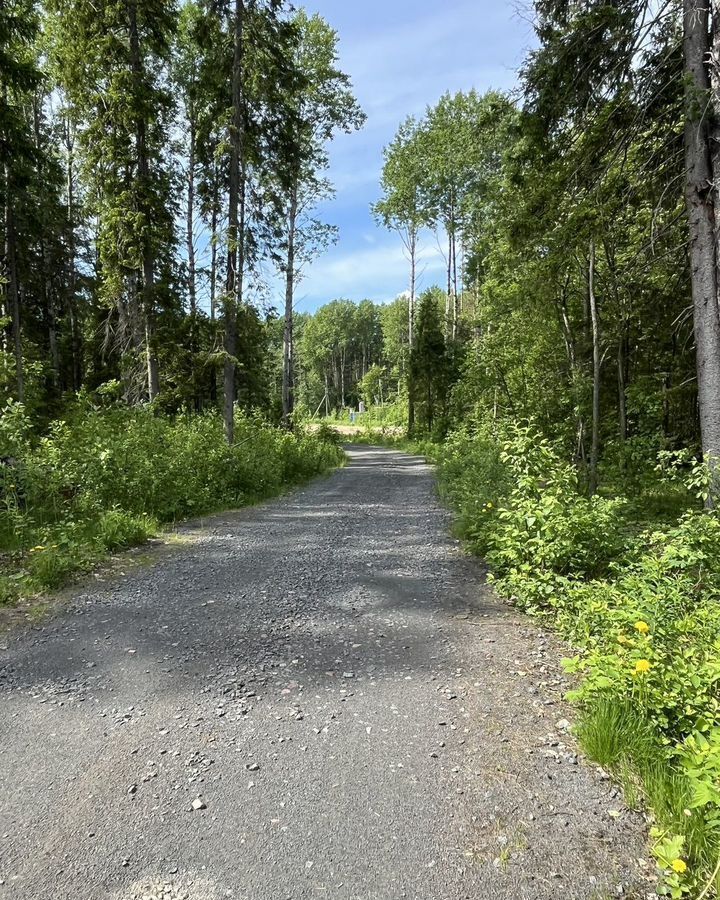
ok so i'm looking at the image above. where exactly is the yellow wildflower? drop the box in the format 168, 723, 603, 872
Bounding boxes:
634, 659, 651, 675
634, 621, 650, 634
671, 859, 687, 875
29, 546, 46, 553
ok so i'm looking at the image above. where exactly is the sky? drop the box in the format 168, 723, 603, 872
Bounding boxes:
288, 0, 536, 313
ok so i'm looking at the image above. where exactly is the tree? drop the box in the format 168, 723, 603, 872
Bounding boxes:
271, 10, 364, 427
519, 0, 720, 495
410, 289, 448, 434
48, 0, 178, 403
374, 117, 430, 433
683, 0, 720, 499
374, 117, 430, 349
0, 0, 42, 402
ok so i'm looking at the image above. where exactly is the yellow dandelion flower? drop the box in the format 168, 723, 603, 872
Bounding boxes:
634, 621, 650, 634
634, 659, 651, 675
671, 859, 687, 875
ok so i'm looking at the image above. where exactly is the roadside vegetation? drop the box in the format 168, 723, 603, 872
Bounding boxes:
0, 402, 342, 606
1, 5, 356, 603
434, 424, 720, 898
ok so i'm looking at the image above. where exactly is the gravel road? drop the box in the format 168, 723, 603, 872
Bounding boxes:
0, 446, 653, 900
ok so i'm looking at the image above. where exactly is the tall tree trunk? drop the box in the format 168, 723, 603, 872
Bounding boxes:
408, 228, 417, 346
663, 334, 677, 438
685, 0, 720, 500
224, 0, 245, 444
40, 237, 60, 392
408, 227, 416, 435
451, 230, 459, 340
589, 239, 601, 496
209, 170, 218, 407
128, 0, 159, 401
282, 182, 298, 428
446, 229, 452, 336
48, 300, 60, 391
1, 49, 22, 401
187, 117, 197, 318
64, 119, 82, 391
4, 164, 23, 402
186, 109, 200, 412
340, 348, 346, 408
33, 102, 60, 394
709, 4, 720, 247
556, 279, 586, 469
618, 333, 628, 445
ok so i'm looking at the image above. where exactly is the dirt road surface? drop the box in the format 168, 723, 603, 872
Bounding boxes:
0, 447, 652, 900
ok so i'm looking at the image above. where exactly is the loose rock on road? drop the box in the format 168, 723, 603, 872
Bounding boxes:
0, 447, 652, 899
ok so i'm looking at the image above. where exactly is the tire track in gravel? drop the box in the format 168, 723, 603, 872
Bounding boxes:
0, 446, 654, 900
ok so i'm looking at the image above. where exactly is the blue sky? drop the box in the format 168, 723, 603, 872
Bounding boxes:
289, 0, 536, 313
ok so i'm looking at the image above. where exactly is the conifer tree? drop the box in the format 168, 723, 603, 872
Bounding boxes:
48, 0, 178, 402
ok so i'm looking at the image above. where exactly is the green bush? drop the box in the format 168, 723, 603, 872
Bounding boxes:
0, 402, 343, 603
438, 422, 626, 580
432, 419, 720, 896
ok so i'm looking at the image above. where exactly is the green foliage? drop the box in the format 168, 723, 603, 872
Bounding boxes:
437, 422, 625, 581
576, 701, 714, 898
97, 510, 157, 552
0, 404, 343, 604
410, 289, 449, 435
296, 298, 384, 414
431, 418, 720, 894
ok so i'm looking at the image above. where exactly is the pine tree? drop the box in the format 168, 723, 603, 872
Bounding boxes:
47, 0, 178, 402
410, 289, 448, 434
0, 0, 42, 401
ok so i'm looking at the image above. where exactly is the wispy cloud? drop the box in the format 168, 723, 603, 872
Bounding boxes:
295, 236, 447, 308
291, 0, 534, 310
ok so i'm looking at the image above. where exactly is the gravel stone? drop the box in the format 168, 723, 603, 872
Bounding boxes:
0, 447, 655, 899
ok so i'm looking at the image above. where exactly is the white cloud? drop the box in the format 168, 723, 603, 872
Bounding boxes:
290, 0, 535, 310
296, 236, 447, 307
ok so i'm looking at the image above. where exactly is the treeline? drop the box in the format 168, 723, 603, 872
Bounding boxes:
0, 1, 362, 438
371, 5, 713, 495
286, 287, 453, 429
287, 295, 406, 416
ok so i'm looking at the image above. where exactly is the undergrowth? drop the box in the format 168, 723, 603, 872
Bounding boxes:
0, 401, 343, 605
439, 422, 720, 897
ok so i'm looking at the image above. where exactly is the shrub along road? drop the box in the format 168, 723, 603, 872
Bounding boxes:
0, 447, 653, 900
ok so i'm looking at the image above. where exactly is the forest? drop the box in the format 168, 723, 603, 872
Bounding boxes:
3, 0, 720, 896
